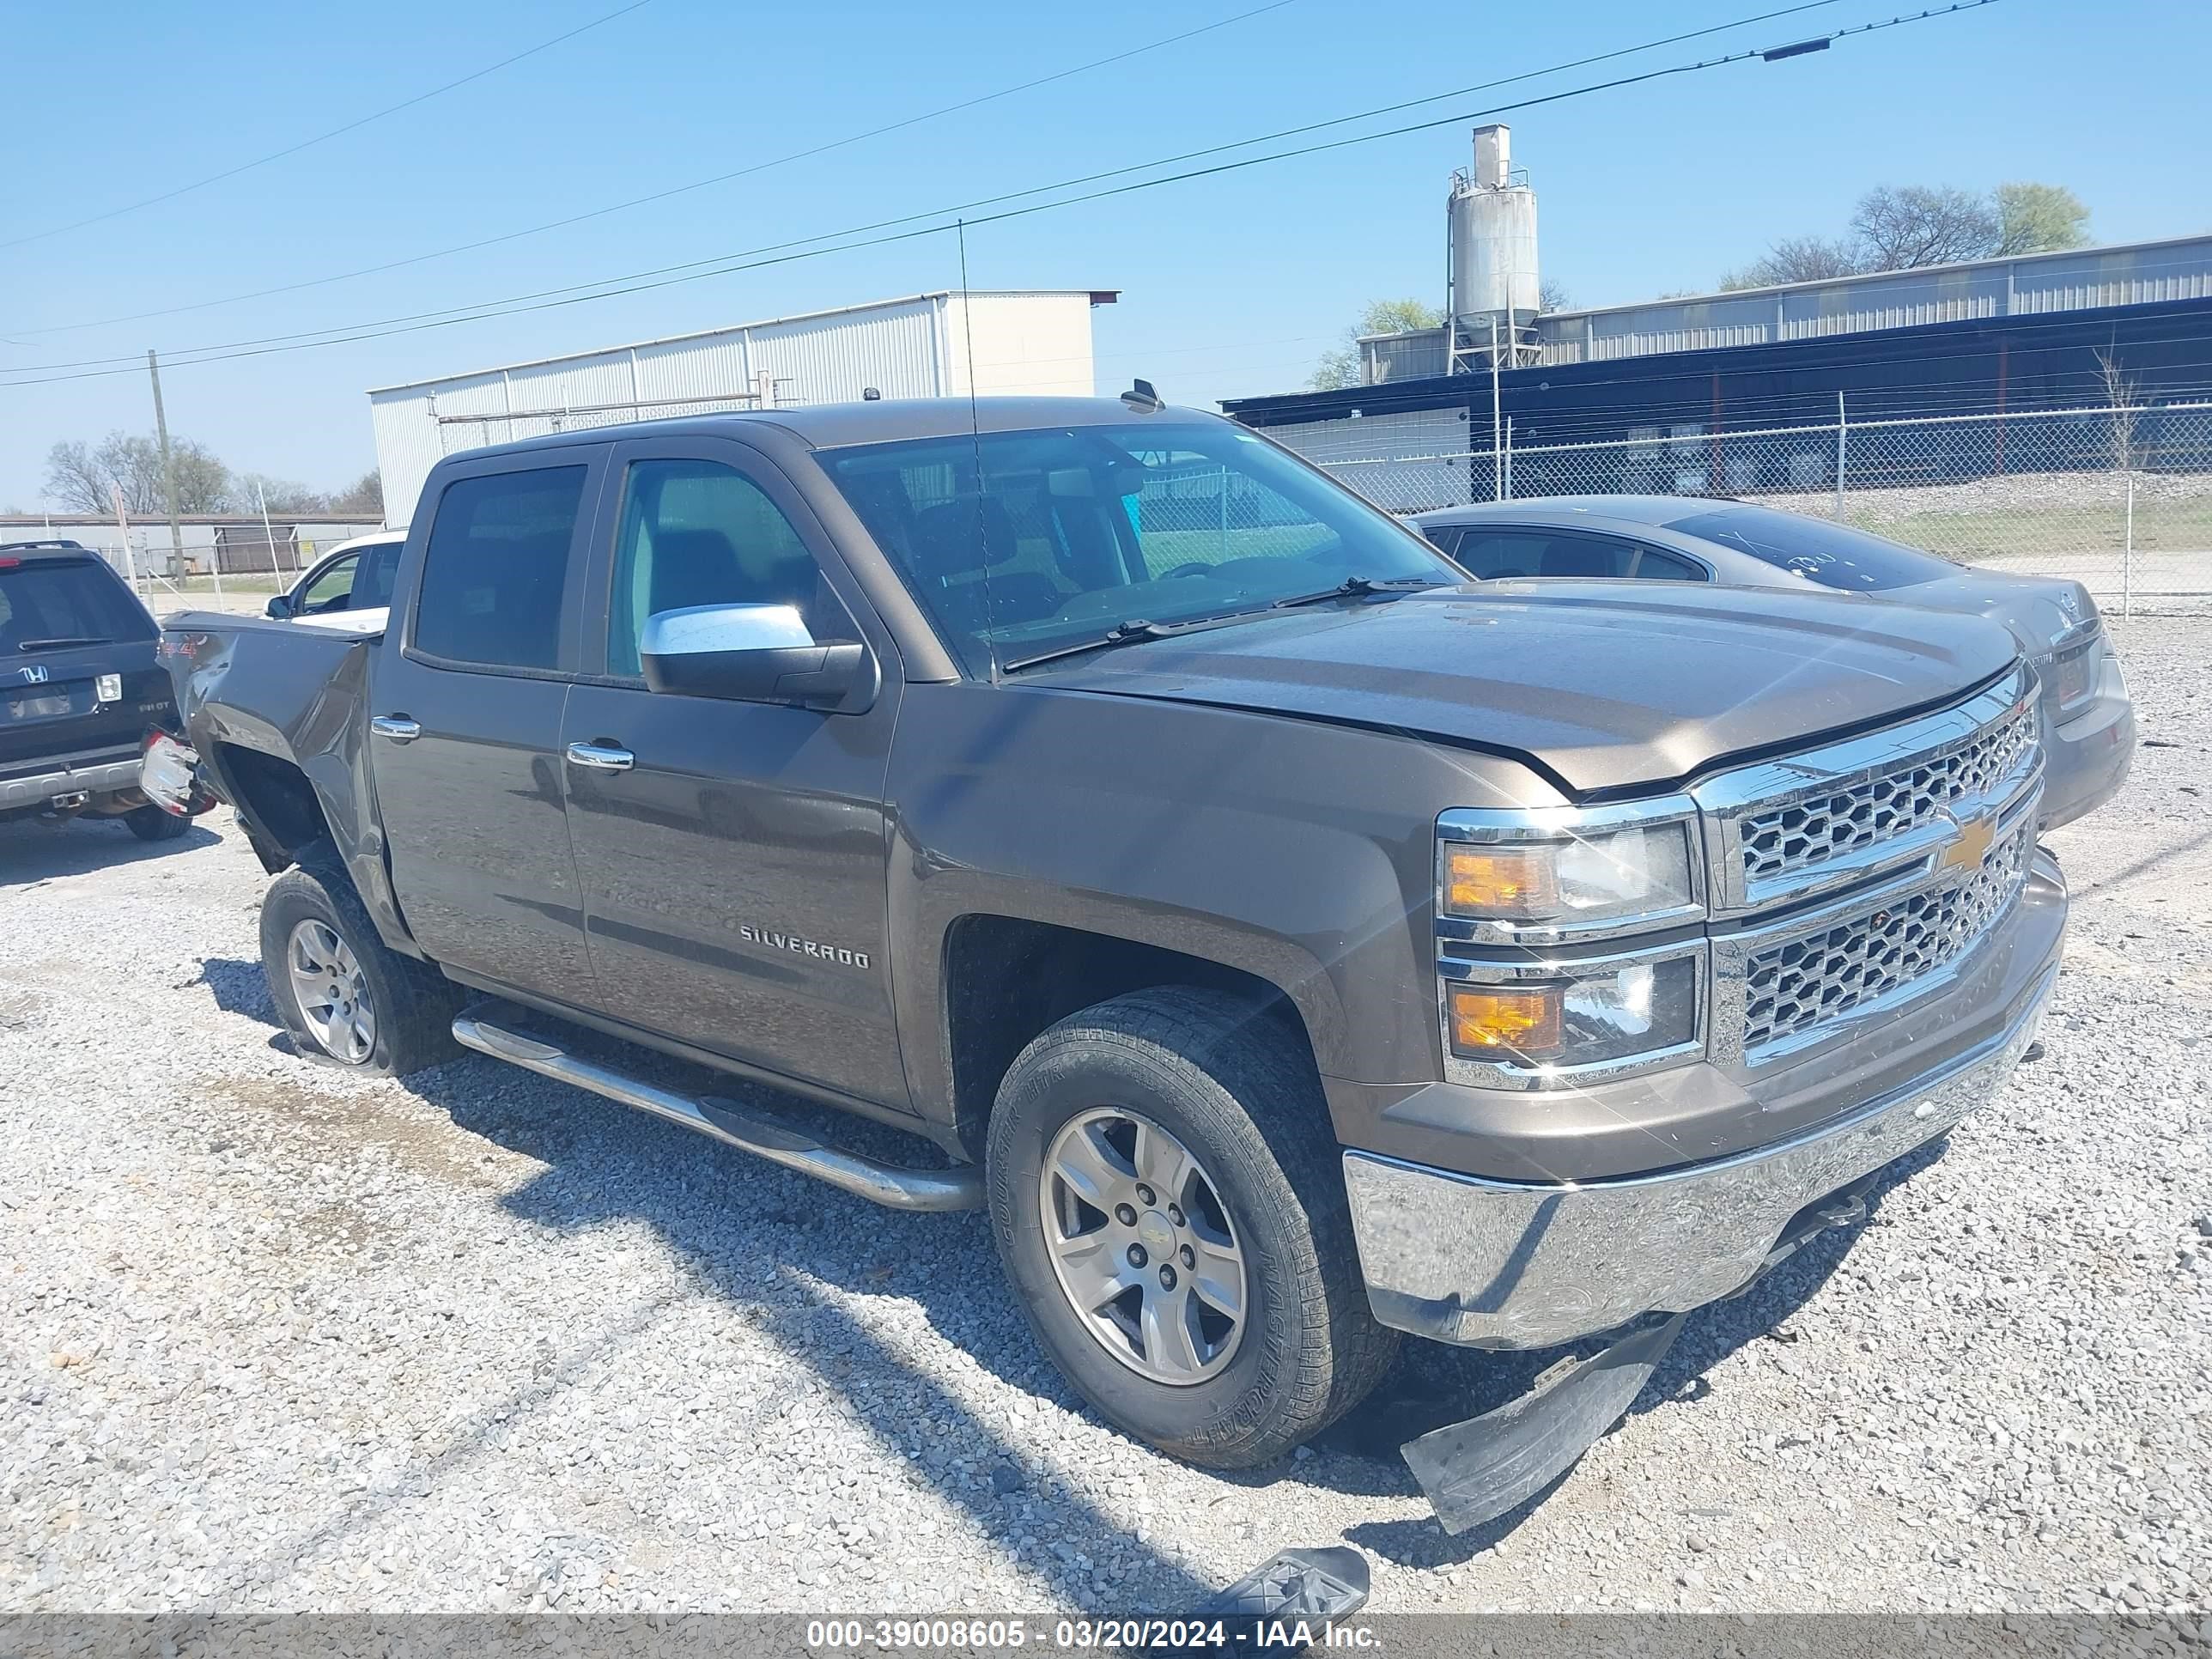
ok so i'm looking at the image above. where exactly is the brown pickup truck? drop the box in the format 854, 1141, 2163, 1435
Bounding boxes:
159, 396, 2064, 1526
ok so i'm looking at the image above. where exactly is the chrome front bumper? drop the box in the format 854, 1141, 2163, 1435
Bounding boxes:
0, 755, 143, 812
1346, 951, 2058, 1352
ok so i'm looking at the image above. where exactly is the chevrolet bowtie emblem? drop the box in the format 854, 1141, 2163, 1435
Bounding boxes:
1939, 811, 1996, 875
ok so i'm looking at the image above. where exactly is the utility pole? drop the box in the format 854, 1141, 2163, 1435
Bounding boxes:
146, 349, 187, 582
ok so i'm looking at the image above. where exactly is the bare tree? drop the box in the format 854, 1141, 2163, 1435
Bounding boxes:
1537, 276, 1573, 313
42, 440, 111, 512
40, 430, 232, 514
235, 472, 330, 514
1720, 235, 1869, 290
328, 469, 385, 517
1850, 185, 2002, 270
2095, 345, 2141, 471
1720, 180, 2090, 289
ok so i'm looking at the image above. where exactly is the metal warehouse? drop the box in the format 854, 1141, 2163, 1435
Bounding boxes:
1222, 120, 2212, 514
367, 289, 1116, 525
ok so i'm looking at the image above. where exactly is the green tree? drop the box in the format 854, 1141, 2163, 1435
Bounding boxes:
1310, 298, 1443, 390
1995, 181, 2091, 255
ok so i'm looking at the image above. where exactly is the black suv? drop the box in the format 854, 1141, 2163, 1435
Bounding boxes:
0, 540, 189, 840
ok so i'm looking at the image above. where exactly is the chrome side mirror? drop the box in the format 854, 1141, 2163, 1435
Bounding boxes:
639, 602, 873, 711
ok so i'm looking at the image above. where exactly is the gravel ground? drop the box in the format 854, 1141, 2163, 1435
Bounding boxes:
2, 618, 2208, 1620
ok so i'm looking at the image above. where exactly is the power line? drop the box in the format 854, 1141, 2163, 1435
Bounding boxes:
7, 0, 1300, 338
0, 1, 2005, 392
9, 0, 1836, 345
0, 0, 659, 252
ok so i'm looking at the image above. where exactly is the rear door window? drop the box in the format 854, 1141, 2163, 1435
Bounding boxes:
412, 468, 588, 671
0, 557, 153, 653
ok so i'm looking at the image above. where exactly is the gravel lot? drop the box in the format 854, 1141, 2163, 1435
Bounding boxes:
3, 618, 2208, 1620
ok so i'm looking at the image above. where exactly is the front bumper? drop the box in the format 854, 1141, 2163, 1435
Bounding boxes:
1345, 855, 2063, 1352
0, 752, 143, 813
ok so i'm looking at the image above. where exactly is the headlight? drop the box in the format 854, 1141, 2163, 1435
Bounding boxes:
1446, 954, 1703, 1070
1442, 821, 1698, 931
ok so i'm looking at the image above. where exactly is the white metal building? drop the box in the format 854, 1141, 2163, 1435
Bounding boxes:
367, 289, 1116, 525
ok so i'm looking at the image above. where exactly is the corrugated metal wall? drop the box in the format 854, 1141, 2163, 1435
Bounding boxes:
367, 292, 1099, 522
1537, 234, 2212, 366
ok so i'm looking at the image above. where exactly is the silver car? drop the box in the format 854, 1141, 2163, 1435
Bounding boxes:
1412, 496, 2136, 829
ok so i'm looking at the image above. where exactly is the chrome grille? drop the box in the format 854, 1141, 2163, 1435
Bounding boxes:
1738, 703, 2035, 888
1741, 824, 2030, 1052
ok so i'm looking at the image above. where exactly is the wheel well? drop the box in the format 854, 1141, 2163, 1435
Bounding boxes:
942, 915, 1314, 1159
216, 743, 331, 871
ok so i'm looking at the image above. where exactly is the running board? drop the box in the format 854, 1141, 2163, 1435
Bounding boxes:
450, 1012, 983, 1212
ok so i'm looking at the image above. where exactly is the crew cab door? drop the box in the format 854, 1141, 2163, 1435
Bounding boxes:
368, 451, 606, 999
559, 435, 909, 1109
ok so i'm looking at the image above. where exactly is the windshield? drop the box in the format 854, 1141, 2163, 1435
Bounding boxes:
0, 557, 154, 654
822, 420, 1455, 673
1668, 505, 1950, 592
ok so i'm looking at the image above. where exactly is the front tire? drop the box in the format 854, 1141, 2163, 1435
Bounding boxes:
986, 988, 1397, 1469
258, 843, 459, 1077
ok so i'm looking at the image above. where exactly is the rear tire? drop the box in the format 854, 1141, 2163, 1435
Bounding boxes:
259, 842, 459, 1078
986, 987, 1397, 1469
124, 803, 191, 842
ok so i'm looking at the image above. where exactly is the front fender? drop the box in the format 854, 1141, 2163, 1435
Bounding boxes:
884, 680, 1561, 1122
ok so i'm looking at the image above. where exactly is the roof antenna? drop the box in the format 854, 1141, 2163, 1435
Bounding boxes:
956, 217, 1000, 685
1121, 378, 1164, 413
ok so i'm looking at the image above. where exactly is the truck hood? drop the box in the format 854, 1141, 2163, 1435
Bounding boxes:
1023, 580, 2019, 797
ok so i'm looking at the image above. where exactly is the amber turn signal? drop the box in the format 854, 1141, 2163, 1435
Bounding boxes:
1443, 846, 1559, 918
1448, 985, 1564, 1059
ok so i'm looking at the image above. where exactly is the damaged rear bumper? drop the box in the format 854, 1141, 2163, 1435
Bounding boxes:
1345, 950, 2057, 1352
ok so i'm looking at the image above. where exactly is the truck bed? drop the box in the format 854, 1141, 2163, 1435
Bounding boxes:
162, 608, 380, 739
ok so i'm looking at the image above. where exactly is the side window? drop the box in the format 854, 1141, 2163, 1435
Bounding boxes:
1420, 525, 1464, 560
1631, 545, 1707, 581
1449, 532, 1553, 580
608, 459, 842, 679
299, 554, 360, 612
414, 466, 587, 671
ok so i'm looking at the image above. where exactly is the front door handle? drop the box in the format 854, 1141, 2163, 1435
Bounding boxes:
565, 740, 635, 773
369, 715, 421, 744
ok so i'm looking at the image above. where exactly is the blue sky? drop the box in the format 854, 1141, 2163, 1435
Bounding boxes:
3, 0, 2206, 511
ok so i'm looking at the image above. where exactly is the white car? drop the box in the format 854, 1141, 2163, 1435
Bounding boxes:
265, 529, 404, 634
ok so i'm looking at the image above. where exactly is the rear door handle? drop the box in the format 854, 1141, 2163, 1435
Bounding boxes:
369, 715, 421, 744
565, 740, 635, 773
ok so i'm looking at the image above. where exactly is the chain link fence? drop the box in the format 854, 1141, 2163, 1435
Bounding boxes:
1310, 401, 2212, 610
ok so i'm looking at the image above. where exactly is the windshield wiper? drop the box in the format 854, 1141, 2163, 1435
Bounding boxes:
15, 636, 110, 652
1002, 616, 1231, 674
1270, 575, 1442, 610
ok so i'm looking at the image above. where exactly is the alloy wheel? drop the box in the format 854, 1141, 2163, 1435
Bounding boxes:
1037, 1108, 1248, 1385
